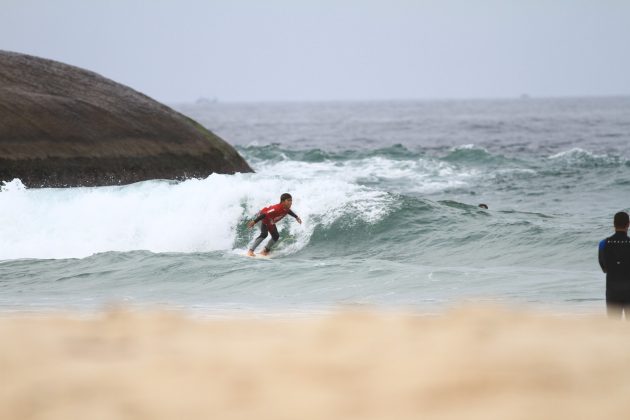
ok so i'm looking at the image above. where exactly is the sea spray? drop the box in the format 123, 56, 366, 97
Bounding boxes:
0, 171, 393, 260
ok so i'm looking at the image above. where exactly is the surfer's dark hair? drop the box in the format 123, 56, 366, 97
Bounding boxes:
280, 193, 292, 202
614, 211, 629, 228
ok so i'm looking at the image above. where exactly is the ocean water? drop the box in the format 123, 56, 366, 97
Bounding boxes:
1, 97, 629, 314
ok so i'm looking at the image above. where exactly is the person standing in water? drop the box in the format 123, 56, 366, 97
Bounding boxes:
599, 211, 630, 319
247, 193, 302, 257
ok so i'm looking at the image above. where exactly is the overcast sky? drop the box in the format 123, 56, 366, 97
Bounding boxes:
2, 0, 629, 103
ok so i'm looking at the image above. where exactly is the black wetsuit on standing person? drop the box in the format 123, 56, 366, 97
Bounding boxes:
599, 231, 630, 318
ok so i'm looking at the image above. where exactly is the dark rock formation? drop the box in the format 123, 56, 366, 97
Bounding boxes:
0, 51, 253, 187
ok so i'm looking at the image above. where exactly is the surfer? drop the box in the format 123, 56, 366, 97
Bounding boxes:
246, 193, 302, 257
598, 211, 630, 319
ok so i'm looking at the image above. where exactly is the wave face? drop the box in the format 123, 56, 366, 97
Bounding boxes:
1, 97, 630, 313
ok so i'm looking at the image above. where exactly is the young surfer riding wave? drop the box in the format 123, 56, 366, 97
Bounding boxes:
246, 193, 302, 257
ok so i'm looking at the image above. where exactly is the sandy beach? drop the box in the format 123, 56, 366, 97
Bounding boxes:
1, 306, 629, 420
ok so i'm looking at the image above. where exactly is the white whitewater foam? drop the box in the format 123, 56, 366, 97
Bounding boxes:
0, 178, 26, 192
450, 143, 487, 151
548, 147, 625, 166
0, 172, 392, 260
254, 155, 479, 194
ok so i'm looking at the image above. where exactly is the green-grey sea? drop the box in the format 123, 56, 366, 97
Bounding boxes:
1, 97, 629, 314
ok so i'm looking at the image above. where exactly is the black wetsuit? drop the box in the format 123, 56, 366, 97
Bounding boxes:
599, 231, 630, 317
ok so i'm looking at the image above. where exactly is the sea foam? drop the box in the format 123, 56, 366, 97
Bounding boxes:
0, 171, 392, 260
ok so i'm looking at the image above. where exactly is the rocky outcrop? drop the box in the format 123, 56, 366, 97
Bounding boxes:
0, 51, 252, 187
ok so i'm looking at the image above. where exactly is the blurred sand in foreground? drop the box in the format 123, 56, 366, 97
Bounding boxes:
1, 306, 629, 420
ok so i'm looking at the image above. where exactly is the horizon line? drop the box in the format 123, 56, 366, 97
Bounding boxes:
168, 93, 630, 106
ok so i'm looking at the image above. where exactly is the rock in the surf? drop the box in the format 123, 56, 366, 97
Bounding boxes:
0, 50, 253, 187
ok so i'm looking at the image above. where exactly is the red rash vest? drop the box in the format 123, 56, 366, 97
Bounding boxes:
257, 203, 296, 227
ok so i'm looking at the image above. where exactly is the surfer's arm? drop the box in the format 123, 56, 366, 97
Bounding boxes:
288, 210, 302, 224
598, 240, 607, 273
247, 213, 266, 228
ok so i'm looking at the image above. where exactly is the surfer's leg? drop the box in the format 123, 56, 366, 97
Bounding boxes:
250, 224, 269, 252
262, 225, 280, 254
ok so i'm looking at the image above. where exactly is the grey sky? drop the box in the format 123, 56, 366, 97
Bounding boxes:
2, 0, 629, 103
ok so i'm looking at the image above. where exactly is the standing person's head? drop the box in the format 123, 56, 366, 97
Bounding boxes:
614, 211, 630, 232
280, 193, 293, 209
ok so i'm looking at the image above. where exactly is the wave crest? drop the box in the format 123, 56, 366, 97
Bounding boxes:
547, 148, 627, 167
443, 144, 507, 166
0, 179, 27, 192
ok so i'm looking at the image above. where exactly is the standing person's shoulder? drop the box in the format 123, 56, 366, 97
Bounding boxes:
599, 238, 607, 251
